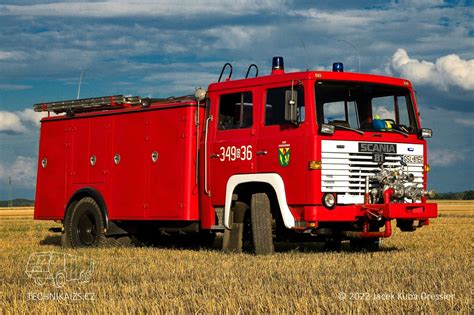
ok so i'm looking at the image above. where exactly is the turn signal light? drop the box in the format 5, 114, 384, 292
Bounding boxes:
424, 164, 431, 173
309, 160, 322, 170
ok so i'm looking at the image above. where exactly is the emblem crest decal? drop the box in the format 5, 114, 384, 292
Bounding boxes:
278, 143, 290, 167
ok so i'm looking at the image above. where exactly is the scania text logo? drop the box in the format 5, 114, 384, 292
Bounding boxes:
359, 142, 397, 153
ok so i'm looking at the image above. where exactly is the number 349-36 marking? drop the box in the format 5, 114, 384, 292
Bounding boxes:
219, 145, 253, 162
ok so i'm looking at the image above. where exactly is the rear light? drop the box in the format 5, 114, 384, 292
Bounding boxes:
323, 193, 336, 209
320, 124, 335, 135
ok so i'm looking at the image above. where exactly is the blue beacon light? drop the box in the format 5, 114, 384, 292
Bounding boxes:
333, 62, 344, 72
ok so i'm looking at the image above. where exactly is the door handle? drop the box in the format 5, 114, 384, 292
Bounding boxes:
256, 150, 268, 156
210, 153, 220, 159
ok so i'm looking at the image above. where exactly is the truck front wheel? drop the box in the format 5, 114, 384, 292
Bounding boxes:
250, 193, 274, 255
350, 238, 380, 252
63, 197, 106, 248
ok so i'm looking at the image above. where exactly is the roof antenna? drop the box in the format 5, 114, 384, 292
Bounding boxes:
337, 39, 361, 73
300, 38, 310, 71
77, 70, 84, 99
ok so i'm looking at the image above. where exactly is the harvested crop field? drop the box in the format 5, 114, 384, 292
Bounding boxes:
1, 201, 473, 313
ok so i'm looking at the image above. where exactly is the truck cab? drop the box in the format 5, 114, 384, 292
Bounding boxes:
204, 57, 437, 253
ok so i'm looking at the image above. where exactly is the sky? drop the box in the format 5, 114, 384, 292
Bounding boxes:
0, 0, 473, 199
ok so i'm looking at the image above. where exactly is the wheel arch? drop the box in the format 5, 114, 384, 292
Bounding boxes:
224, 173, 295, 229
65, 187, 109, 229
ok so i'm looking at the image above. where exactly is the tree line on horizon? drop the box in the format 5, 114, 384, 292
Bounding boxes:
432, 190, 474, 200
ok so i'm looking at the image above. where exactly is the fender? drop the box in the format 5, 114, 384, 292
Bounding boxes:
224, 173, 295, 229
66, 187, 109, 229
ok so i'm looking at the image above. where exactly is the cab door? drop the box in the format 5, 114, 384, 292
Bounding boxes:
256, 82, 308, 204
208, 89, 257, 205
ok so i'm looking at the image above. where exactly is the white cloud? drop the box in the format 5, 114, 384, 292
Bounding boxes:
0, 111, 27, 133
429, 149, 465, 167
395, 0, 444, 7
0, 156, 37, 188
17, 109, 47, 127
0, 51, 15, 60
0, 109, 47, 133
205, 25, 274, 51
295, 8, 375, 28
0, 1, 283, 17
390, 48, 474, 91
0, 84, 31, 91
454, 118, 474, 127
372, 106, 395, 120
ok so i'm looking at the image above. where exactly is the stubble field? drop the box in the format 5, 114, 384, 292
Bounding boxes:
0, 201, 472, 313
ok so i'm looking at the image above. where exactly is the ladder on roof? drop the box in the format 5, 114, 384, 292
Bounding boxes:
33, 95, 145, 114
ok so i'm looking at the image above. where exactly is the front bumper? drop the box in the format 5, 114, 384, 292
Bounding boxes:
306, 202, 438, 222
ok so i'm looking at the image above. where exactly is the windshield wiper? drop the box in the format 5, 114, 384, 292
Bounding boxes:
333, 124, 365, 135
387, 128, 409, 138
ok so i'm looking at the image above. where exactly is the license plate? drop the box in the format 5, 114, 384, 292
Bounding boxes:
372, 153, 385, 164
403, 155, 423, 164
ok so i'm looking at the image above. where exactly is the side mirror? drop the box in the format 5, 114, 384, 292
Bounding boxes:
284, 90, 298, 124
419, 128, 432, 139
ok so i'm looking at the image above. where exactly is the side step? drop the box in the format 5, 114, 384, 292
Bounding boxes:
211, 207, 225, 231
210, 225, 225, 231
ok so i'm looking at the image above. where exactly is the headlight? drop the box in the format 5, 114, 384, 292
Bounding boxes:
322, 193, 336, 209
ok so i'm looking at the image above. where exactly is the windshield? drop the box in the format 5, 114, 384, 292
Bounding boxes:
315, 81, 418, 133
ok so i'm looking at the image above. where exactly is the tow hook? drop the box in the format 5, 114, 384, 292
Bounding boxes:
367, 210, 382, 221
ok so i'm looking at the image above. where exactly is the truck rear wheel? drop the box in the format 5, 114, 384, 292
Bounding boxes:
63, 197, 106, 248
250, 193, 274, 255
223, 201, 248, 253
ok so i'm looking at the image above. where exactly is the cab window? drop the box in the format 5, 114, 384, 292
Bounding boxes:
218, 92, 253, 130
265, 85, 305, 125
322, 100, 359, 128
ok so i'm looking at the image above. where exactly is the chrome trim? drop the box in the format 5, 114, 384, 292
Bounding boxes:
204, 115, 213, 196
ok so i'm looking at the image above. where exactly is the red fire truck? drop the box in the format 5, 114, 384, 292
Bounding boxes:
34, 57, 437, 254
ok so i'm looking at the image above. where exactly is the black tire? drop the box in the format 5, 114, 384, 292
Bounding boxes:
397, 219, 416, 232
61, 200, 78, 248
223, 202, 248, 253
324, 238, 342, 252
250, 193, 274, 255
63, 197, 106, 248
350, 238, 380, 252
197, 231, 216, 249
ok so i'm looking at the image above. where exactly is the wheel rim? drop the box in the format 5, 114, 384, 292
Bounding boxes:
76, 211, 97, 245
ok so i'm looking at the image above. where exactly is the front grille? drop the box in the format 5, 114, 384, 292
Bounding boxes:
321, 140, 424, 197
